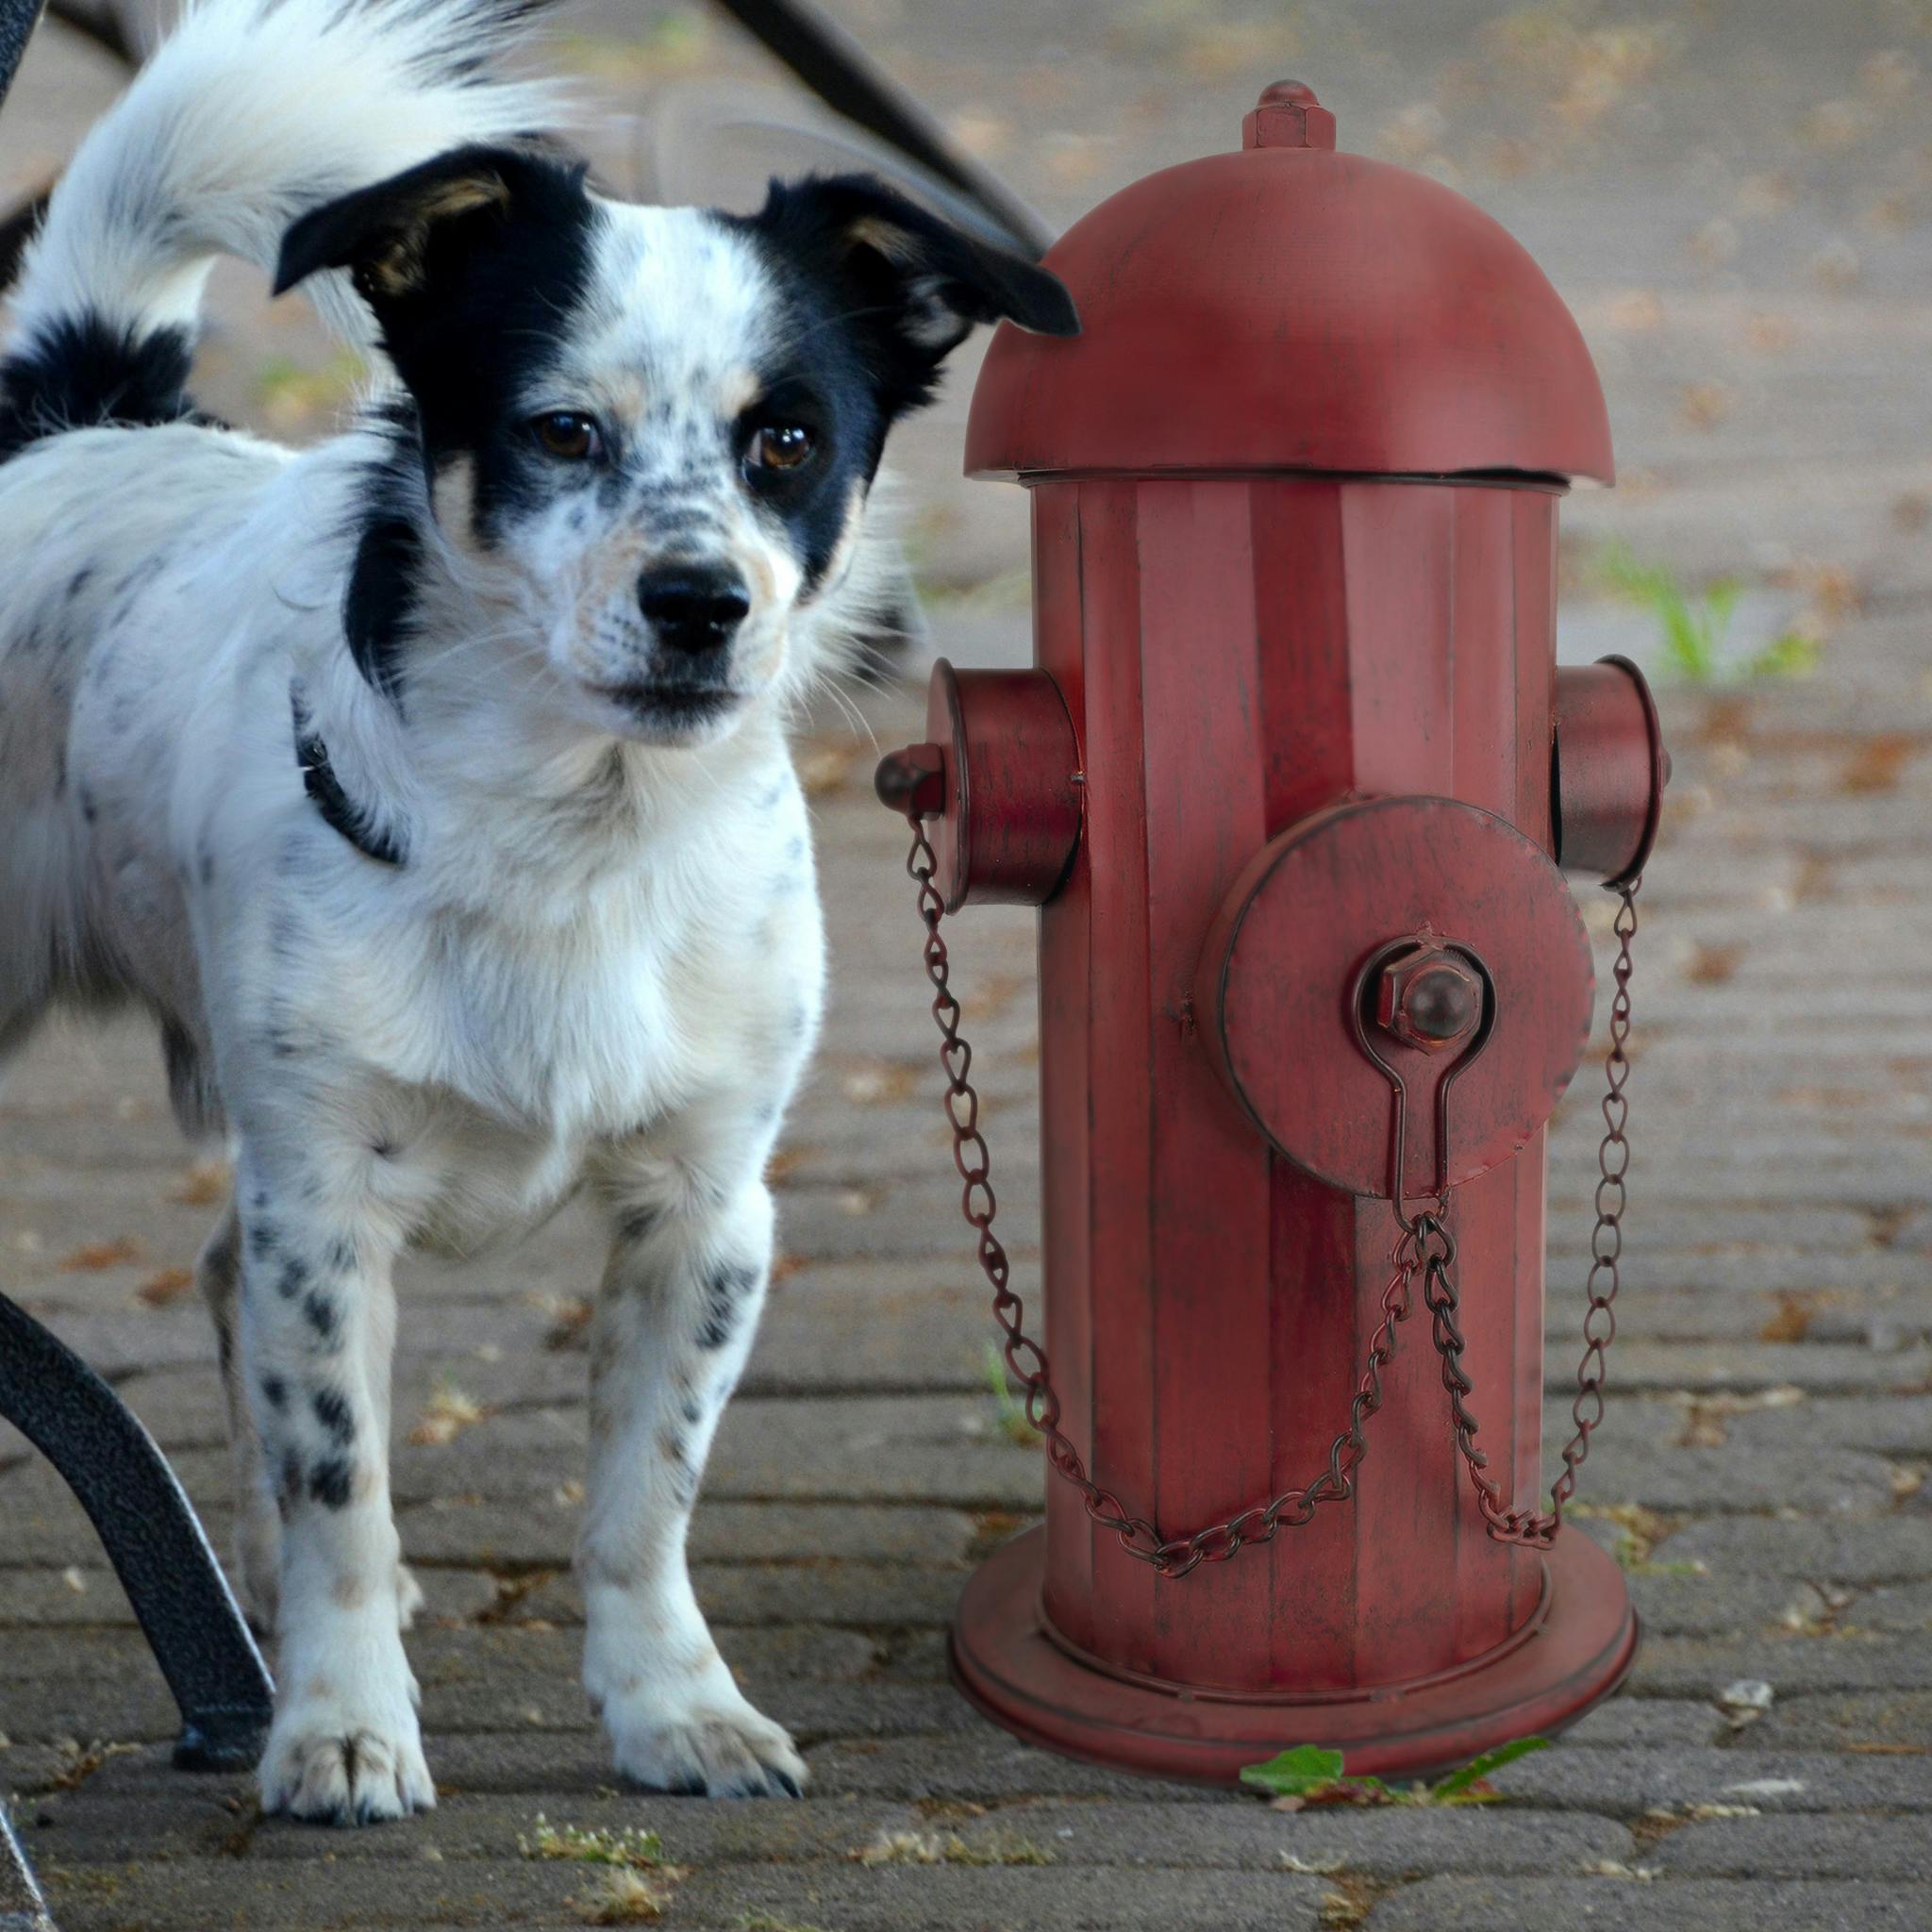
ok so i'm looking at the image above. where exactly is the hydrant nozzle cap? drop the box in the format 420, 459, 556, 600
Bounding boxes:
1244, 79, 1336, 151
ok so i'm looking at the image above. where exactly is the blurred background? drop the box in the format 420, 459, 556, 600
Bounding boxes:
5, 0, 1929, 681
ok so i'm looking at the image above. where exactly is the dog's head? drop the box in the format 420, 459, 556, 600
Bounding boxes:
275, 148, 1075, 745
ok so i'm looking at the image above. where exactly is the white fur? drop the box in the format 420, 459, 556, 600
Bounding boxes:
0, 0, 963, 1820
10, 0, 565, 353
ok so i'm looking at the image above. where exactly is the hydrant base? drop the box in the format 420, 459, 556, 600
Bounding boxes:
950, 1527, 1637, 1785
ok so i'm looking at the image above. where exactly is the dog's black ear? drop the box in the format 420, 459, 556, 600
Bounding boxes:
753, 175, 1077, 405
273, 145, 574, 313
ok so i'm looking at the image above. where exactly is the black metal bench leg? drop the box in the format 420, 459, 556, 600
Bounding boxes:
0, 1293, 274, 1770
1, 1802, 54, 1932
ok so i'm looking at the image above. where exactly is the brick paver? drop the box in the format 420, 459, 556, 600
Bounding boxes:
5, 2, 1932, 1928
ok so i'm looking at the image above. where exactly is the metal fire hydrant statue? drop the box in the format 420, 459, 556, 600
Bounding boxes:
877, 81, 1668, 1782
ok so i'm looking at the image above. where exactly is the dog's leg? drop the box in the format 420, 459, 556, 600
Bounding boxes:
202, 1189, 423, 1638
197, 1200, 282, 1633
350, 1233, 425, 1631
235, 1157, 431, 1825
580, 1106, 805, 1797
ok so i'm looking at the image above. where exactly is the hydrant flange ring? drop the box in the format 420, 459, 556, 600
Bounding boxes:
1199, 795, 1596, 1198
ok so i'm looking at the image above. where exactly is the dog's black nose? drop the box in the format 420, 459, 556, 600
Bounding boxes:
638, 565, 750, 653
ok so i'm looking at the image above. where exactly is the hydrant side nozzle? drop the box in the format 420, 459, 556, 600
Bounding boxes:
874, 742, 946, 819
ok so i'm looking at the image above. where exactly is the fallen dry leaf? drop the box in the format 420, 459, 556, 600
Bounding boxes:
1675, 382, 1735, 432
170, 1159, 231, 1207
1840, 734, 1920, 795
59, 1238, 142, 1273
137, 1267, 196, 1307
1757, 1291, 1818, 1343
1682, 943, 1744, 987
408, 1380, 488, 1446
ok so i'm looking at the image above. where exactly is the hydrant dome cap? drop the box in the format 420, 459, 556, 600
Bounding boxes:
965, 125, 1613, 484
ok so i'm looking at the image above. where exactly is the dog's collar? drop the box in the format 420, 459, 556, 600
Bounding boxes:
291, 687, 405, 868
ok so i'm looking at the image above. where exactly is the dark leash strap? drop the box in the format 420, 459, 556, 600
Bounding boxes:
707, 0, 1051, 257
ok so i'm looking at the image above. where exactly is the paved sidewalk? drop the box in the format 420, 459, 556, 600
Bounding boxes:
4, 3, 1932, 1928
5, 641, 1930, 1930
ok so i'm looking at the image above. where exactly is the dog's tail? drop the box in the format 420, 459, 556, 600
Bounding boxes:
0, 0, 561, 455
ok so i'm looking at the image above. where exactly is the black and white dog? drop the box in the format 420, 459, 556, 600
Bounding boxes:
0, 0, 1073, 1824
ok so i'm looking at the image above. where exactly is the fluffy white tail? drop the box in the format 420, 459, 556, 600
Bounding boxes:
7, 0, 563, 358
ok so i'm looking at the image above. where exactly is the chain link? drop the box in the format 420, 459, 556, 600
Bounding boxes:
901, 808, 1640, 1573
1421, 879, 1641, 1547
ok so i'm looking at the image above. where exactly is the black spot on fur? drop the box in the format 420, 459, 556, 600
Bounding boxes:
277, 1256, 310, 1300
261, 1375, 288, 1412
114, 555, 165, 601
696, 1261, 760, 1351
0, 311, 196, 461
311, 1386, 356, 1445
680, 1395, 705, 1427
303, 1291, 341, 1343
308, 1456, 353, 1508
65, 567, 92, 601
618, 1204, 662, 1245
77, 785, 97, 824
197, 841, 216, 886
247, 1219, 278, 1260
324, 1236, 358, 1274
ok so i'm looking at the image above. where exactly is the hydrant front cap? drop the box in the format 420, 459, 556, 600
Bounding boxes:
965, 83, 1614, 484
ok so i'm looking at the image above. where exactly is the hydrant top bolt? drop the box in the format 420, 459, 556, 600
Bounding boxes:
1244, 78, 1337, 152
1375, 949, 1481, 1053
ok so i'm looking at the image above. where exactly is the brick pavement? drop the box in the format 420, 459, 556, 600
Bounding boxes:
5, 2, 1932, 1927
5, 641, 1930, 1928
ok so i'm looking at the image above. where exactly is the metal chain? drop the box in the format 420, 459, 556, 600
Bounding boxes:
1421, 879, 1640, 1548
901, 808, 1640, 1572
904, 810, 1442, 1577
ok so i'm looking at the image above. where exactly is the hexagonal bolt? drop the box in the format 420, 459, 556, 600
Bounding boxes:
1375, 949, 1482, 1053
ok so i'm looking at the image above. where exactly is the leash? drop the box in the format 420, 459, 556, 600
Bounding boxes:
700, 0, 1051, 257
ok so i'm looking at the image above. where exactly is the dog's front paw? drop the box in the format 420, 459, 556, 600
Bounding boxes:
605, 1683, 806, 1799
258, 1685, 435, 1825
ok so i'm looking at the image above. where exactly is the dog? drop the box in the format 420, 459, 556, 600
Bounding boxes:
0, 0, 1074, 1824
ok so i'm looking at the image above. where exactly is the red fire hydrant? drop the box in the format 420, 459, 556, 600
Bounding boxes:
878, 81, 1668, 1783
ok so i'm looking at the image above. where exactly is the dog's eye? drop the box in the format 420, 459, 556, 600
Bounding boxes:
747, 424, 815, 473
532, 411, 600, 461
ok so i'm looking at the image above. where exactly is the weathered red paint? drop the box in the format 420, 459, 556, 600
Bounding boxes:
887, 84, 1668, 1783
1554, 657, 1670, 887
922, 661, 1081, 912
